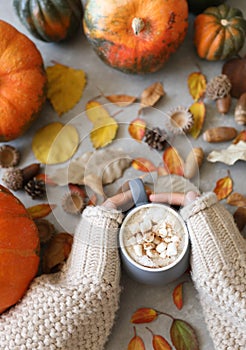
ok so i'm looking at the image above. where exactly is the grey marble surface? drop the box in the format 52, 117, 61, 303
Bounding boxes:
0, 1, 246, 349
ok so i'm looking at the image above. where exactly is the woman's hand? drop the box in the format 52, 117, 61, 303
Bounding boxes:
102, 190, 134, 211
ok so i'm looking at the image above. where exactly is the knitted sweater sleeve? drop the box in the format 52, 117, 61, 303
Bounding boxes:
0, 205, 124, 350
180, 192, 246, 350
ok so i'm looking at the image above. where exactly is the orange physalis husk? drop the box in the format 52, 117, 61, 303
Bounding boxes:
173, 283, 183, 310
27, 203, 56, 219
232, 130, 246, 144
128, 118, 146, 141
132, 158, 157, 172
213, 174, 233, 200
146, 327, 172, 350
187, 72, 207, 101
128, 327, 146, 350
188, 102, 206, 139
163, 147, 184, 176
130, 308, 159, 324
105, 94, 137, 107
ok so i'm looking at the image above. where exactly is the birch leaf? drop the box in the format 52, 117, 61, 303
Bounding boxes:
46, 63, 86, 116
213, 174, 233, 200
128, 118, 146, 141
188, 72, 206, 101
207, 141, 246, 165
163, 147, 184, 176
86, 100, 111, 124
233, 130, 246, 144
32, 122, 79, 164
189, 102, 206, 139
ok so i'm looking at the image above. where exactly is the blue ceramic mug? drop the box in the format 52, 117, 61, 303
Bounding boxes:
119, 179, 190, 286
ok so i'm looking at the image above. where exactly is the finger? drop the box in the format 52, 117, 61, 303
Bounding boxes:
103, 190, 134, 211
149, 192, 186, 206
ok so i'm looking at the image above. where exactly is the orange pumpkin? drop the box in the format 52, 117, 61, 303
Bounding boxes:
83, 0, 189, 74
0, 20, 47, 141
0, 185, 40, 314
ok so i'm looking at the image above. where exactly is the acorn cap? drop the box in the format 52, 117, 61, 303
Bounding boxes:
62, 192, 85, 215
165, 106, 193, 135
35, 218, 56, 244
0, 145, 20, 168
206, 74, 231, 100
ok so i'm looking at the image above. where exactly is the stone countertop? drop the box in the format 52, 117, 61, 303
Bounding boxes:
0, 1, 245, 349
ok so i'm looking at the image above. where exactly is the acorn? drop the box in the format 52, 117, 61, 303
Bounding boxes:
203, 127, 237, 143
206, 74, 232, 114
234, 92, 246, 125
0, 145, 21, 168
2, 163, 40, 191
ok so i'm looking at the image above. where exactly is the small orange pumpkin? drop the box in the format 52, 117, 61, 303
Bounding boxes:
0, 185, 40, 314
83, 0, 189, 74
0, 20, 47, 141
194, 4, 246, 61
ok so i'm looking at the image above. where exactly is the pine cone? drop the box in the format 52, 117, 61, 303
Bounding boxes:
144, 127, 167, 151
25, 177, 46, 199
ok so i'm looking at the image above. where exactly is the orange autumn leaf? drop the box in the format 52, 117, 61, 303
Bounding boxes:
128, 327, 146, 350
131, 308, 159, 324
232, 130, 246, 144
163, 147, 184, 176
105, 94, 137, 107
146, 327, 172, 350
27, 203, 56, 219
173, 283, 183, 310
189, 102, 206, 139
188, 72, 207, 101
132, 158, 157, 172
157, 165, 169, 176
213, 174, 233, 200
128, 118, 147, 141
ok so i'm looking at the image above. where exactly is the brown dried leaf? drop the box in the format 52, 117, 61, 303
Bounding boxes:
140, 82, 165, 108
105, 94, 137, 106
213, 174, 233, 200
226, 192, 246, 207
233, 207, 246, 231
42, 232, 73, 274
188, 102, 206, 139
27, 203, 56, 219
188, 72, 207, 101
207, 141, 246, 165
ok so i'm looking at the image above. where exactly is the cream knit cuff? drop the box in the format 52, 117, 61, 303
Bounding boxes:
180, 192, 217, 221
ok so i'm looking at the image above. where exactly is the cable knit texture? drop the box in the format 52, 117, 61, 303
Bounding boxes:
0, 193, 245, 349
0, 206, 123, 350
180, 192, 246, 350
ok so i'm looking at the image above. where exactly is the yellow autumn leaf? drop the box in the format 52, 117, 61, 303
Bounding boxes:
86, 101, 119, 148
86, 100, 111, 124
188, 72, 207, 101
189, 102, 206, 139
90, 119, 118, 149
32, 122, 79, 164
46, 63, 86, 116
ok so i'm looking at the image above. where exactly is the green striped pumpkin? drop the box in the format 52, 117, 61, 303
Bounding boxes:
13, 0, 83, 42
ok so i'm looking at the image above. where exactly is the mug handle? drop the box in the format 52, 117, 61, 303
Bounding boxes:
129, 178, 148, 207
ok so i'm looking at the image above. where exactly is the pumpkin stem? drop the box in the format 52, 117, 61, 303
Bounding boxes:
132, 17, 145, 35
221, 19, 229, 26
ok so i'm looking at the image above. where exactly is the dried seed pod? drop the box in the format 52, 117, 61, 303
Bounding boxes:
203, 127, 237, 143
165, 106, 193, 134
35, 218, 56, 244
62, 192, 85, 215
0, 145, 21, 168
184, 147, 204, 179
216, 94, 232, 115
234, 92, 246, 125
2, 163, 40, 191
